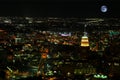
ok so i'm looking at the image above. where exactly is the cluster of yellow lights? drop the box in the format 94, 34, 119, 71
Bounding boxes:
81, 36, 89, 47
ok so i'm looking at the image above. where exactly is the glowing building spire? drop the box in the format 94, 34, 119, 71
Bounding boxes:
81, 24, 89, 47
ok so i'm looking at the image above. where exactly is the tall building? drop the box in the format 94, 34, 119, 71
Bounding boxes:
81, 24, 89, 47
80, 25, 90, 59
81, 35, 89, 47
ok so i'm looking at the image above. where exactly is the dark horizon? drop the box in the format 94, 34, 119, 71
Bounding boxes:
0, 0, 120, 17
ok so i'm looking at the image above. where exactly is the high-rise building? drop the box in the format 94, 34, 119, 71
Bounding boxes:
81, 24, 89, 47
81, 35, 89, 47
80, 25, 90, 59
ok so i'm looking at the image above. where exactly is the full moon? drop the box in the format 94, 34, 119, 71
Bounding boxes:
101, 5, 108, 13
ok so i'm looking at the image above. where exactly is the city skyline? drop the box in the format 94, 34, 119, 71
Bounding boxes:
0, 1, 120, 79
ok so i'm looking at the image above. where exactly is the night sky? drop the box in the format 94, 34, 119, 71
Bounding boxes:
0, 0, 120, 17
